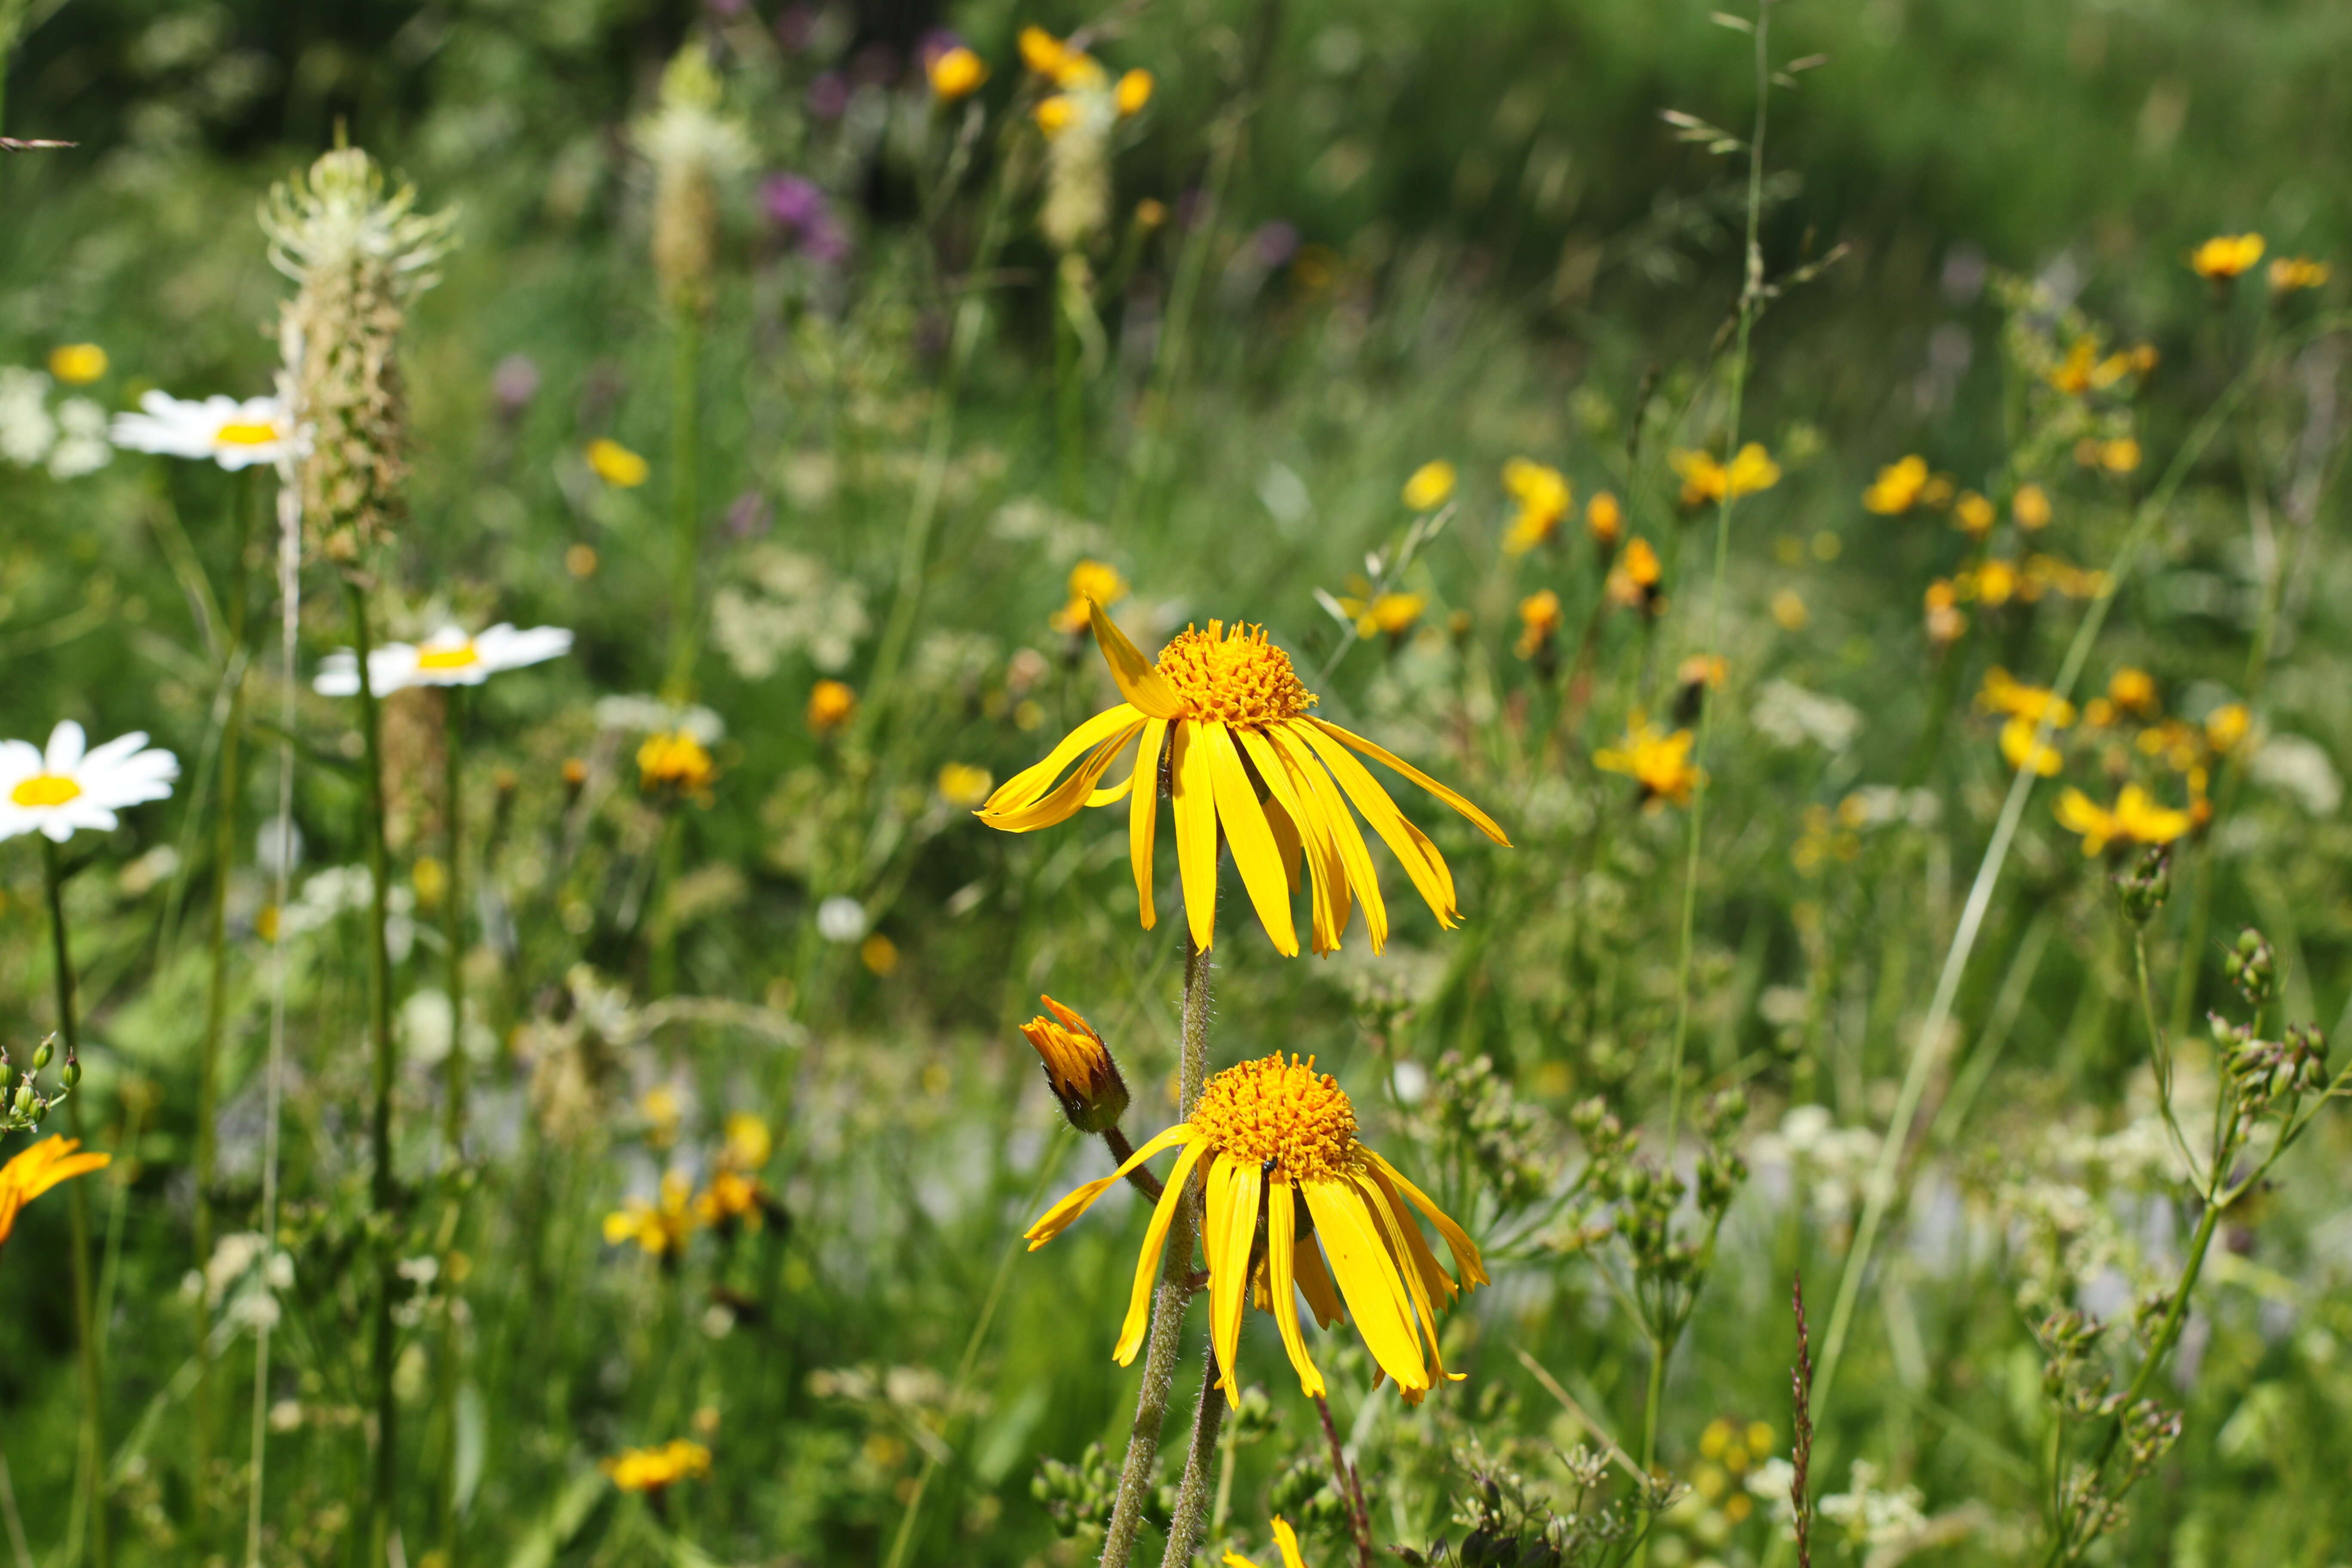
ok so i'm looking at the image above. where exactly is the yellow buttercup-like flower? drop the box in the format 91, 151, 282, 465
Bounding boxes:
47, 344, 107, 384
1225, 1518, 1311, 1568
587, 437, 649, 487
975, 602, 1508, 957
602, 1172, 697, 1259
1594, 720, 1701, 808
937, 763, 995, 808
1585, 490, 1623, 546
1338, 591, 1424, 640
1402, 459, 1456, 512
2012, 483, 2052, 530
1026, 1053, 1485, 1404
1976, 668, 2076, 729
2055, 784, 2191, 855
603, 1439, 711, 1494
0, 1136, 112, 1250
1862, 455, 1930, 515
2269, 257, 2330, 294
806, 679, 858, 735
638, 730, 716, 799
1500, 458, 1570, 555
927, 45, 988, 102
2190, 233, 2264, 281
1115, 69, 1154, 117
1953, 490, 1995, 536
1672, 443, 1779, 507
2000, 716, 2064, 777
1514, 590, 1562, 659
1050, 559, 1130, 634
2204, 702, 2251, 754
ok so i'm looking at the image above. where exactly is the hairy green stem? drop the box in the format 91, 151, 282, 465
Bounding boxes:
348, 577, 402, 1568
1161, 1353, 1228, 1568
44, 839, 107, 1568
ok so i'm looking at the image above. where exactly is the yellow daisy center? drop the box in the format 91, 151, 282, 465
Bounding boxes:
216, 421, 279, 446
11, 773, 81, 808
1153, 622, 1316, 729
1188, 1054, 1357, 1181
417, 641, 481, 671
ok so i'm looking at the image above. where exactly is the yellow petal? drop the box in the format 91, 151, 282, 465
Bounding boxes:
1293, 722, 1460, 926
984, 729, 1143, 831
1273, 1519, 1307, 1568
980, 705, 1144, 817
1268, 725, 1378, 950
1362, 1161, 1458, 1306
1353, 1168, 1445, 1379
1293, 1230, 1346, 1329
1089, 598, 1184, 720
1129, 717, 1167, 929
1265, 1179, 1326, 1398
1310, 717, 1510, 846
1089, 771, 1136, 807
1300, 1176, 1429, 1393
1209, 1154, 1265, 1403
1115, 1136, 1211, 1364
1364, 1150, 1488, 1288
1240, 728, 1341, 953
1170, 721, 1220, 952
1262, 785, 1303, 896
1026, 1123, 1191, 1249
1206, 723, 1299, 956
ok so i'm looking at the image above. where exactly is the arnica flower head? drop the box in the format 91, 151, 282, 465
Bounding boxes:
638, 730, 717, 801
1672, 443, 1780, 508
1114, 68, 1154, 116
2190, 233, 2264, 281
1050, 559, 1130, 635
0, 722, 178, 844
806, 678, 857, 735
721, 1112, 772, 1171
602, 1438, 711, 1494
2000, 716, 2064, 777
1585, 490, 1623, 547
603, 1171, 697, 1259
1923, 579, 1966, 646
1514, 590, 1562, 659
1976, 668, 2076, 728
2270, 257, 2330, 294
111, 391, 295, 471
2204, 701, 2251, 754
2013, 483, 2052, 530
1340, 591, 1424, 640
47, 345, 107, 385
2055, 784, 2191, 856
1500, 458, 1569, 555
927, 44, 988, 101
1402, 459, 1456, 512
974, 602, 1509, 957
693, 1167, 774, 1232
2107, 667, 2159, 717
1605, 537, 1663, 614
1020, 995, 1130, 1135
588, 437, 649, 488
315, 623, 572, 698
1952, 490, 1995, 537
1225, 1518, 1309, 1568
1019, 26, 1107, 89
936, 763, 994, 808
0, 1136, 111, 1250
1594, 718, 1701, 809
1027, 1053, 1485, 1404
1862, 454, 1931, 515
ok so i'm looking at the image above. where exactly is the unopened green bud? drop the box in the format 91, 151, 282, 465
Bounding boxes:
31, 1036, 53, 1072
62, 1057, 81, 1089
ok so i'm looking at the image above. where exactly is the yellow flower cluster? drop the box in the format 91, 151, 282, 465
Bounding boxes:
1671, 443, 1780, 508
602, 1438, 711, 1494
1594, 718, 1701, 809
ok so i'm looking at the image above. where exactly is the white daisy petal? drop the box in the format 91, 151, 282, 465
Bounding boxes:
0, 738, 43, 784
46, 720, 87, 772
315, 652, 362, 697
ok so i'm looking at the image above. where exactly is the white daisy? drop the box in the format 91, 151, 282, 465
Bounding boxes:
315, 623, 574, 698
0, 722, 180, 844
110, 391, 295, 471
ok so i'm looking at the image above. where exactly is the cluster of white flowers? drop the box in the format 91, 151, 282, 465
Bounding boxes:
0, 367, 112, 478
710, 547, 871, 680
1752, 677, 1865, 753
1752, 1103, 1884, 1224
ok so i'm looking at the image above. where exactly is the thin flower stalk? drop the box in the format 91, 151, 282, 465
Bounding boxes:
437, 684, 467, 1564
43, 839, 108, 1568
1161, 1351, 1229, 1568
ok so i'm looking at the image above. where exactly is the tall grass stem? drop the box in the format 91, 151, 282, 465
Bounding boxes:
43, 838, 107, 1568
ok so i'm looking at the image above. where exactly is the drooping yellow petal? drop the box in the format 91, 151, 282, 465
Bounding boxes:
1261, 785, 1303, 896
1206, 722, 1299, 956
1300, 1176, 1429, 1393
1129, 717, 1167, 929
1026, 1123, 1191, 1248
1089, 598, 1184, 720
980, 705, 1144, 817
1088, 772, 1136, 806
1293, 721, 1460, 926
1209, 1154, 1265, 1401
1265, 1178, 1326, 1397
1268, 725, 1379, 950
1353, 1168, 1445, 1379
1272, 1518, 1308, 1568
1170, 720, 1220, 952
1364, 1149, 1489, 1288
1240, 727, 1343, 954
985, 729, 1144, 831
1293, 1230, 1346, 1329
1115, 1137, 1211, 1364
1309, 718, 1510, 846
1363, 1161, 1459, 1306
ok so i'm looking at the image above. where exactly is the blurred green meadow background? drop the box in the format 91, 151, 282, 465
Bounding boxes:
3, 0, 2352, 1566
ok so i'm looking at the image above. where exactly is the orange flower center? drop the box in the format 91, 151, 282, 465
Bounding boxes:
417, 641, 481, 671
216, 421, 279, 446
1153, 622, 1315, 728
10, 773, 81, 808
1188, 1054, 1357, 1180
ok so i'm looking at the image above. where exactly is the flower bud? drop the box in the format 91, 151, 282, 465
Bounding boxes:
32, 1036, 53, 1072
62, 1056, 81, 1089
1020, 996, 1130, 1136
2113, 845, 2171, 924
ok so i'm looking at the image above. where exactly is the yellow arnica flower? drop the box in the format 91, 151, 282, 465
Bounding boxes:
927, 45, 988, 101
638, 730, 716, 799
602, 1439, 711, 1494
1923, 579, 1966, 646
693, 1168, 772, 1231
1225, 1518, 1310, 1568
1019, 25, 1103, 87
0, 1136, 111, 1249
47, 344, 107, 384
1953, 491, 1995, 536
1976, 668, 2076, 728
1594, 720, 1701, 808
1402, 459, 1456, 512
1586, 490, 1623, 546
2190, 233, 2264, 281
1515, 590, 1562, 658
603, 1172, 697, 1258
1034, 95, 1076, 137
2000, 716, 2064, 777
587, 437, 649, 488
2055, 784, 2191, 855
1115, 68, 1154, 116
1021, 995, 1130, 1134
975, 603, 1509, 957
722, 1111, 772, 1170
806, 678, 858, 735
2012, 482, 2052, 530
2270, 257, 2329, 294
2107, 667, 2159, 717
1672, 444, 1779, 507
1026, 1053, 1485, 1404
1052, 559, 1130, 634
1339, 591, 1424, 640
937, 762, 994, 808
1862, 455, 1930, 515
1500, 458, 1569, 555
1605, 537, 1663, 611
2204, 701, 2251, 754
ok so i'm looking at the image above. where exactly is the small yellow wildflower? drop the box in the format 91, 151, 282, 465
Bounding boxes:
722, 1112, 773, 1171
1514, 590, 1562, 660
587, 438, 650, 488
806, 679, 858, 735
1770, 589, 1808, 632
638, 730, 716, 800
2000, 715, 2064, 777
1606, 537, 1663, 613
2012, 483, 2052, 531
1500, 458, 1570, 554
1401, 459, 1456, 512
1923, 579, 1966, 646
1862, 455, 1931, 515
1671, 443, 1780, 508
1017, 26, 1068, 75
2097, 438, 2141, 474
927, 45, 989, 101
1115, 69, 1154, 116
1967, 558, 2019, 607
859, 933, 899, 975
1585, 490, 1623, 547
2136, 720, 2202, 773
603, 1438, 711, 1494
2055, 784, 2191, 855
602, 1172, 697, 1259
1034, 95, 1076, 137
640, 1084, 683, 1147
2269, 257, 2330, 294
2204, 702, 2251, 754
2107, 667, 2159, 717
1977, 668, 2077, 728
1340, 591, 1424, 640
1594, 719, 1701, 808
46, 344, 107, 384
0, 1137, 111, 1250
1953, 490, 1995, 536
693, 1168, 772, 1232
937, 763, 994, 808
2190, 233, 2264, 281
1050, 559, 1130, 635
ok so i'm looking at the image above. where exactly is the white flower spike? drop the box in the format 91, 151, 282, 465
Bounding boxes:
0, 722, 180, 844
110, 391, 296, 471
315, 623, 573, 698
